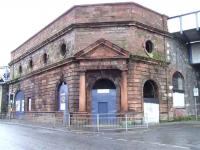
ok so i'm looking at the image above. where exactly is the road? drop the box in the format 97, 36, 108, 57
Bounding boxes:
0, 122, 200, 150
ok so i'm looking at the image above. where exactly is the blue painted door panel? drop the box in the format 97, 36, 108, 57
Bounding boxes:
92, 89, 117, 124
144, 98, 159, 104
92, 89, 117, 114
59, 83, 68, 112
98, 102, 108, 114
15, 91, 25, 117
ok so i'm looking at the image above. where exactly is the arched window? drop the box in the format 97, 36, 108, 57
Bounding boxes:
43, 53, 48, 64
143, 80, 159, 123
92, 79, 116, 89
60, 43, 67, 56
143, 80, 158, 98
29, 59, 33, 69
58, 82, 68, 111
15, 90, 25, 112
145, 40, 154, 53
19, 65, 22, 74
172, 72, 184, 92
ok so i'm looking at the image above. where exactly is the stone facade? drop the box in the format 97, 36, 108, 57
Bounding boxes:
0, 83, 9, 113
8, 2, 199, 121
167, 38, 199, 117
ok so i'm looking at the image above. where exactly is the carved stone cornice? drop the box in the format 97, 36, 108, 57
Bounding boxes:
9, 21, 173, 66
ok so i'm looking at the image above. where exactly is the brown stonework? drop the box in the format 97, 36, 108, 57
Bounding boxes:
8, 2, 199, 122
121, 71, 128, 112
79, 72, 86, 112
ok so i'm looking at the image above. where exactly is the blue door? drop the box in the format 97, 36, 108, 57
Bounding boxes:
92, 89, 117, 124
58, 83, 68, 112
15, 91, 25, 118
98, 102, 108, 114
92, 89, 117, 114
91, 79, 117, 125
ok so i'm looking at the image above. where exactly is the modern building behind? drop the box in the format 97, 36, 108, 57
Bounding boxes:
8, 2, 200, 122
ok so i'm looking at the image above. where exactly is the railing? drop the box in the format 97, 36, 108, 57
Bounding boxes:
0, 111, 148, 131
168, 10, 200, 33
70, 113, 147, 132
186, 103, 200, 120
0, 113, 7, 119
1, 107, 200, 131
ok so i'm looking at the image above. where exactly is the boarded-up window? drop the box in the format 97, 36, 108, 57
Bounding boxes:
173, 72, 184, 92
172, 72, 185, 107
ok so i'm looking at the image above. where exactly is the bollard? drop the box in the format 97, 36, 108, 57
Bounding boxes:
125, 114, 128, 132
146, 114, 149, 128
68, 113, 71, 127
97, 114, 100, 132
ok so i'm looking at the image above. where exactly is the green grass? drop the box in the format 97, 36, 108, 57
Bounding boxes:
173, 116, 200, 121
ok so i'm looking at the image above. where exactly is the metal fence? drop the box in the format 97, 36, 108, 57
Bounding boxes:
0, 112, 147, 131
1, 107, 200, 132
185, 104, 200, 120
0, 111, 64, 128
0, 113, 7, 119
69, 113, 147, 132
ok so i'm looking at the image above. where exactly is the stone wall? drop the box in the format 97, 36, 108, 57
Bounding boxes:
166, 37, 198, 116
74, 26, 166, 56
8, 2, 199, 121
127, 58, 169, 120
10, 31, 75, 80
10, 25, 166, 82
11, 2, 167, 61
0, 84, 9, 113
9, 62, 80, 112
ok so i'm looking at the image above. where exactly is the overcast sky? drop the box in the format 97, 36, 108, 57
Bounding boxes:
0, 0, 200, 66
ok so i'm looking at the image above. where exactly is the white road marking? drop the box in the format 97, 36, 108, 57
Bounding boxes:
101, 135, 190, 149
103, 137, 113, 140
116, 139, 128, 142
131, 139, 190, 150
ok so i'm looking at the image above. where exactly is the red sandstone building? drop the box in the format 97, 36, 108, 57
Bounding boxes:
8, 2, 199, 123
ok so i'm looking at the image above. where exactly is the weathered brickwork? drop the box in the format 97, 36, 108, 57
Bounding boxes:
11, 3, 167, 61
85, 70, 122, 113
9, 62, 80, 112
8, 2, 199, 121
166, 38, 198, 117
74, 26, 166, 56
126, 59, 169, 120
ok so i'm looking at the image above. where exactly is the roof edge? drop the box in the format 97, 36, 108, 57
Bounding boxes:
11, 2, 168, 54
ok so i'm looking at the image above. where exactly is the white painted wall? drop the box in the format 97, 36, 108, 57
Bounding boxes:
173, 92, 185, 107
144, 103, 159, 123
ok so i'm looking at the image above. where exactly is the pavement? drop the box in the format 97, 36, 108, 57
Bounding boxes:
0, 121, 200, 150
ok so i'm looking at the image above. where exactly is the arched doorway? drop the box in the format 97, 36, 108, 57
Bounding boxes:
92, 79, 117, 114
58, 82, 68, 111
143, 80, 159, 123
172, 72, 185, 107
15, 90, 25, 116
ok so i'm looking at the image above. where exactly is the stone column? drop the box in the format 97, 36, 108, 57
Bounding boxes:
121, 71, 128, 112
79, 72, 86, 112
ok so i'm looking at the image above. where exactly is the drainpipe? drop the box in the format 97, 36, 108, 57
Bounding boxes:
162, 15, 169, 121
187, 44, 192, 64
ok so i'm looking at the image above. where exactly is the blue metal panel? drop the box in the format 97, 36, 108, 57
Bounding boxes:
58, 83, 68, 112
15, 91, 25, 117
92, 89, 117, 124
144, 98, 159, 104
98, 102, 108, 113
92, 89, 117, 114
